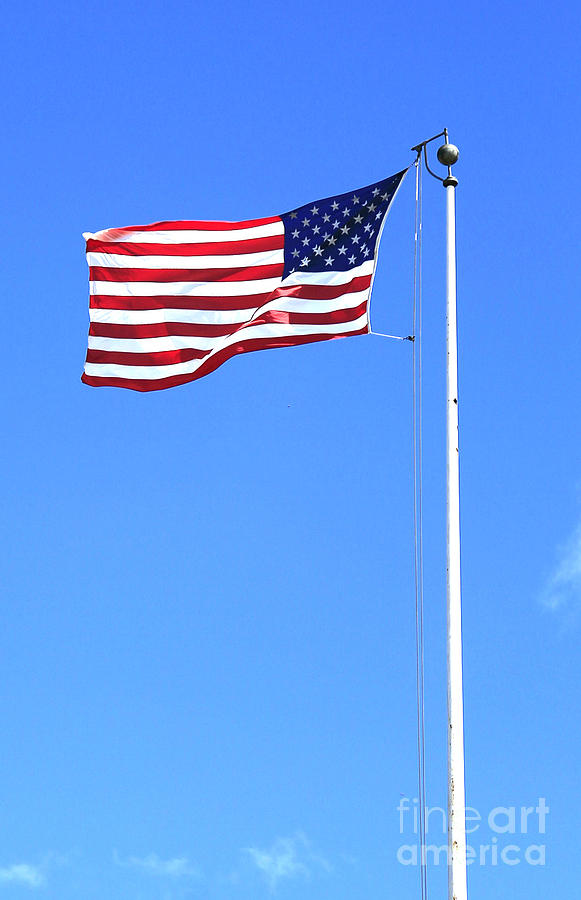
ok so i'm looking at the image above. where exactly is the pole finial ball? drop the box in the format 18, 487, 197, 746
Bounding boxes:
437, 143, 460, 166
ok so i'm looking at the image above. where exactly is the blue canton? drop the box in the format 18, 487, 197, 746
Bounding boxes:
280, 169, 407, 279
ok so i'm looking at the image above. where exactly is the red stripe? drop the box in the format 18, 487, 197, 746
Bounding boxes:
94, 216, 280, 236
89, 293, 271, 311
89, 264, 283, 283
90, 321, 238, 339
86, 347, 209, 366
272, 274, 372, 300
82, 328, 368, 392
86, 235, 284, 256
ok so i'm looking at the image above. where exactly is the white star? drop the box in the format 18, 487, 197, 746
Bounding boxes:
348, 254, 356, 264
372, 188, 380, 196
290, 212, 298, 219
292, 229, 300, 238
313, 245, 324, 256
364, 223, 372, 232
375, 211, 382, 219
354, 214, 363, 224
368, 202, 376, 212
312, 224, 320, 234
292, 248, 300, 257
340, 225, 349, 235
351, 235, 360, 244
323, 232, 330, 241
325, 255, 334, 266
331, 201, 339, 210
352, 194, 360, 204
302, 217, 310, 227
381, 192, 389, 201
302, 237, 310, 246
342, 206, 350, 217
310, 205, 319, 215
363, 246, 371, 257
338, 245, 347, 255
328, 235, 337, 245
323, 213, 331, 222
300, 256, 310, 266
332, 219, 340, 229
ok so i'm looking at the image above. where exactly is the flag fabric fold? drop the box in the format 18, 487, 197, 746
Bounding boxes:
82, 168, 408, 391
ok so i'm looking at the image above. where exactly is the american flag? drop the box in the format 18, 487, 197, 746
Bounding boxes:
82, 168, 408, 391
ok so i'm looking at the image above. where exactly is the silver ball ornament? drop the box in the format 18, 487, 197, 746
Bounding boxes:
437, 143, 460, 166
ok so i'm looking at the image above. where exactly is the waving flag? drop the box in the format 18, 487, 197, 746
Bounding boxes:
82, 168, 407, 391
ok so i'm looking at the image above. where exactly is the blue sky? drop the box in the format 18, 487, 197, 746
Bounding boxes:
1, 0, 580, 898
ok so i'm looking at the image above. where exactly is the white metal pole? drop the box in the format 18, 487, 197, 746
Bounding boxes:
444, 168, 467, 900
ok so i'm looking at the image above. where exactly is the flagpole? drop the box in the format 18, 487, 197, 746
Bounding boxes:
439, 138, 467, 900
411, 130, 466, 900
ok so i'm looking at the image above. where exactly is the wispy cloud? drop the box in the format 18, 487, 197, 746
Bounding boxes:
0, 864, 44, 888
244, 832, 330, 892
114, 852, 199, 879
542, 521, 581, 612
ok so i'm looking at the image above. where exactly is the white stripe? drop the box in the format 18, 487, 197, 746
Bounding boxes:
85, 314, 369, 380
280, 260, 374, 286
83, 221, 284, 244
87, 250, 284, 269
90, 334, 226, 353
90, 277, 282, 297
90, 306, 257, 326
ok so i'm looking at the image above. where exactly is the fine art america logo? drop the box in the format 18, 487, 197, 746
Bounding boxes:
397, 797, 548, 867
